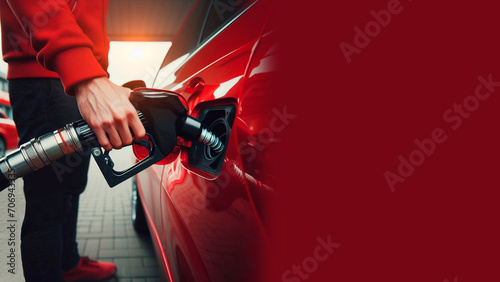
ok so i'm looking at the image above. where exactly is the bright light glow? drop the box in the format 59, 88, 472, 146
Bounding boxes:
108, 41, 172, 87
213, 75, 243, 98
132, 47, 144, 59
0, 28, 172, 88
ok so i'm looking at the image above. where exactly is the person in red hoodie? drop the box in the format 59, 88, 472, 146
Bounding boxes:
0, 0, 146, 281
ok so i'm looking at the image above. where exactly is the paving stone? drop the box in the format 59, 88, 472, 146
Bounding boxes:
126, 237, 145, 248
114, 257, 143, 268
77, 239, 87, 255
90, 221, 103, 233
77, 225, 90, 234
100, 238, 113, 249
77, 231, 116, 239
142, 257, 159, 267
103, 225, 115, 234
114, 238, 129, 249
117, 266, 161, 278
83, 238, 100, 258
98, 248, 154, 258
114, 218, 127, 226
114, 223, 127, 237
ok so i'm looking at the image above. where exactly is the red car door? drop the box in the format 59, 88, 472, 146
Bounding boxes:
152, 0, 276, 281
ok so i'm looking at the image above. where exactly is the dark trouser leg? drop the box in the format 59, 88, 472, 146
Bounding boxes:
9, 78, 90, 282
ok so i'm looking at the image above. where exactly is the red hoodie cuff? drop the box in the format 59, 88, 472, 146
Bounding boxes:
51, 47, 108, 95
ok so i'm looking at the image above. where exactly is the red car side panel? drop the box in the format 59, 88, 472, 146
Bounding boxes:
159, 1, 274, 281
137, 164, 164, 236
236, 9, 283, 278
238, 2, 281, 236
136, 176, 174, 282
0, 118, 18, 149
138, 0, 280, 281
160, 160, 211, 282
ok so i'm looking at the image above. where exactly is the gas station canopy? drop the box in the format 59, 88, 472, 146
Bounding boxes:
106, 0, 195, 41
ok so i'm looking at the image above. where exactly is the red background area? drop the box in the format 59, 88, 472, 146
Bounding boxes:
275, 0, 500, 281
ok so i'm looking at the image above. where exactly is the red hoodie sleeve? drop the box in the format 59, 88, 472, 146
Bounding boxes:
4, 0, 107, 94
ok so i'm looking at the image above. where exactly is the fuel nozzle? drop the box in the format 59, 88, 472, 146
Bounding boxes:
0, 88, 226, 190
129, 89, 225, 157
179, 116, 224, 153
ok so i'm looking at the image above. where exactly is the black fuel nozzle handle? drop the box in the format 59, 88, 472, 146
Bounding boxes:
90, 133, 166, 187
92, 89, 224, 187
129, 89, 223, 154
70, 109, 166, 188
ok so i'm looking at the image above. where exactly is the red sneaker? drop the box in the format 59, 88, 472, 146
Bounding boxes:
63, 256, 117, 281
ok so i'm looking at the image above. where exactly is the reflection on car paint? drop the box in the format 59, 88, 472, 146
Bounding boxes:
213, 75, 243, 99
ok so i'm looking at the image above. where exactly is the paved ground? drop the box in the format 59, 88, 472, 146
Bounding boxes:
0, 148, 162, 282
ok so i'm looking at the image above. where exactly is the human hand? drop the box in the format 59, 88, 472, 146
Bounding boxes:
74, 77, 146, 151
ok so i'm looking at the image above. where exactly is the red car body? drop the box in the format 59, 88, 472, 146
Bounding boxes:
0, 92, 19, 155
134, 0, 281, 281
0, 113, 17, 150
